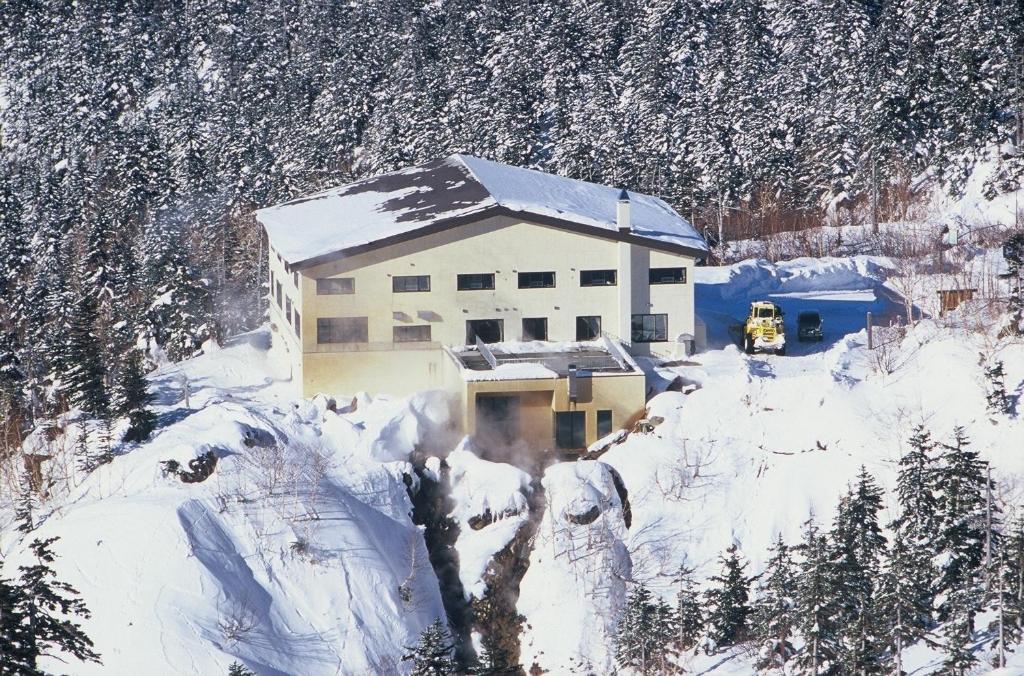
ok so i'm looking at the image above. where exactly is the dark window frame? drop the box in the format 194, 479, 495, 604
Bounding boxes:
631, 313, 669, 343
316, 278, 355, 295
392, 275, 431, 293
275, 281, 283, 307
522, 317, 548, 341
597, 410, 613, 438
294, 310, 301, 338
466, 319, 504, 344
575, 315, 602, 341
285, 297, 293, 323
393, 325, 432, 343
316, 316, 369, 344
580, 269, 617, 287
555, 411, 586, 450
649, 267, 687, 284
457, 273, 496, 291
517, 271, 556, 289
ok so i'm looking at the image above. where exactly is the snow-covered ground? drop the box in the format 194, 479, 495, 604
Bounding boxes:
2, 250, 1023, 674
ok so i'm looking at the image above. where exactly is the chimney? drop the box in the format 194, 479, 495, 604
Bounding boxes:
616, 188, 631, 233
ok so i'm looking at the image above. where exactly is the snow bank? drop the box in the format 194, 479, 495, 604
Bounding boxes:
447, 443, 533, 598
518, 461, 630, 674
1, 332, 448, 676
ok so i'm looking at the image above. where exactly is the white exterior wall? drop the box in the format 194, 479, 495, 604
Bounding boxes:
266, 214, 696, 397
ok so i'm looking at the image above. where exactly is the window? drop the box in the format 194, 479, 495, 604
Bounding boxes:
576, 316, 602, 341
580, 269, 617, 287
555, 411, 586, 450
294, 311, 301, 338
518, 271, 555, 289
316, 278, 355, 295
597, 410, 613, 438
649, 267, 686, 284
522, 317, 548, 341
393, 325, 432, 343
393, 275, 431, 293
293, 271, 299, 287
316, 317, 368, 344
285, 297, 293, 323
631, 313, 668, 343
275, 281, 283, 307
466, 319, 504, 344
457, 273, 495, 290
270, 270, 274, 288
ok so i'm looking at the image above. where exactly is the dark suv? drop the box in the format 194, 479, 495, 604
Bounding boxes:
797, 311, 823, 342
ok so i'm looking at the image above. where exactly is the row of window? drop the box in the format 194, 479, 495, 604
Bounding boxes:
272, 274, 302, 338
555, 409, 614, 449
314, 268, 687, 295
315, 314, 669, 346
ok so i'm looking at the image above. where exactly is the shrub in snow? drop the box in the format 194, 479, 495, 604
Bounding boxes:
984, 358, 1011, 417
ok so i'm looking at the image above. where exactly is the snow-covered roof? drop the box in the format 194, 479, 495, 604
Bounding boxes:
256, 154, 708, 268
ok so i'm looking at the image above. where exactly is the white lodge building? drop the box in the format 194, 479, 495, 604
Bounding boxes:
257, 155, 708, 452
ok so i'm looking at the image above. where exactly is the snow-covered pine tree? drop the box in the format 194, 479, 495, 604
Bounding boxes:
1004, 232, 1024, 335
942, 580, 980, 675
894, 425, 940, 546
475, 628, 521, 675
116, 348, 156, 443
615, 582, 673, 674
62, 281, 110, 418
829, 467, 887, 672
14, 466, 39, 535
673, 564, 704, 653
704, 544, 752, 649
1000, 514, 1024, 644
227, 661, 255, 676
0, 570, 33, 672
6, 537, 101, 670
404, 618, 457, 676
984, 359, 1011, 417
934, 426, 998, 618
876, 523, 936, 674
752, 534, 797, 670
793, 515, 841, 673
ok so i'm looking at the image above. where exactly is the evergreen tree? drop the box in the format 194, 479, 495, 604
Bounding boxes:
934, 426, 997, 616
942, 581, 980, 675
1000, 514, 1024, 644
115, 349, 156, 443
984, 359, 1011, 417
704, 544, 751, 648
752, 534, 797, 670
404, 618, 456, 676
877, 524, 936, 674
829, 467, 887, 672
475, 629, 520, 675
793, 515, 841, 674
0, 537, 101, 671
673, 564, 704, 653
227, 661, 255, 676
14, 467, 37, 535
615, 582, 675, 674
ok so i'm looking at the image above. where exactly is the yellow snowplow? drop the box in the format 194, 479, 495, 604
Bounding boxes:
743, 301, 786, 355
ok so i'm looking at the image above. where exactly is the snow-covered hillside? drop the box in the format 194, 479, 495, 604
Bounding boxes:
2, 253, 1023, 675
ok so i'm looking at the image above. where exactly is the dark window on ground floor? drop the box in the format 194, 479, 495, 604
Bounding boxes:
597, 410, 613, 437
631, 313, 668, 343
316, 316, 369, 344
466, 319, 504, 344
576, 315, 602, 341
522, 317, 548, 341
457, 273, 495, 290
393, 325, 432, 342
555, 411, 586, 450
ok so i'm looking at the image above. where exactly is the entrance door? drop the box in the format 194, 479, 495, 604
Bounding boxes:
476, 394, 520, 446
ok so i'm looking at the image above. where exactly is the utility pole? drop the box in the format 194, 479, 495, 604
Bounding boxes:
866, 312, 873, 350
998, 553, 1007, 668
